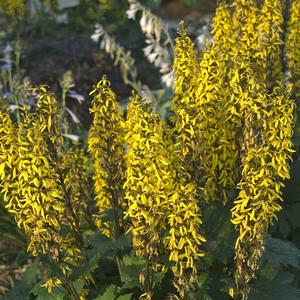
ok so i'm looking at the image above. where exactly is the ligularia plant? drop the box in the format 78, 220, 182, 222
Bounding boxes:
0, 0, 299, 299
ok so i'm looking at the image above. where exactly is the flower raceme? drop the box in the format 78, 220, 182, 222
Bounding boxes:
0, 93, 65, 260
124, 94, 170, 296
173, 23, 239, 204
287, 0, 300, 98
124, 93, 205, 297
0, 87, 86, 268
88, 76, 126, 239
0, 0, 25, 17
227, 0, 296, 298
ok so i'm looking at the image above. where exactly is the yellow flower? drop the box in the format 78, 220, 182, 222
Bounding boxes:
212, 2, 235, 57
61, 146, 93, 229
0, 87, 84, 267
172, 24, 202, 198
1, 106, 65, 259
0, 0, 25, 17
88, 76, 126, 238
124, 93, 170, 263
125, 93, 205, 297
286, 0, 300, 98
41, 277, 62, 293
257, 0, 283, 84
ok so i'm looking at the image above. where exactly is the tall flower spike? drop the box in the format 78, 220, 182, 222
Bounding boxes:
16, 110, 66, 258
33, 86, 84, 266
286, 0, 300, 98
194, 44, 239, 203
172, 23, 202, 196
61, 146, 93, 229
256, 0, 284, 85
231, 75, 295, 299
165, 166, 206, 297
1, 88, 84, 268
0, 0, 25, 17
0, 106, 66, 260
124, 94, 172, 296
88, 76, 126, 239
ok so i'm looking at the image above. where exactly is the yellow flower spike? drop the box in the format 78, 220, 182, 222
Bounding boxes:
165, 178, 205, 297
212, 2, 235, 57
125, 93, 171, 265
0, 88, 85, 270
257, 0, 284, 84
61, 146, 92, 229
286, 0, 300, 98
172, 23, 203, 203
195, 44, 239, 204
0, 0, 25, 17
88, 75, 126, 238
0, 108, 65, 259
230, 54, 295, 300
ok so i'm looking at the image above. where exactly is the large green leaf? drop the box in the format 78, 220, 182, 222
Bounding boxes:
249, 272, 300, 300
263, 235, 300, 268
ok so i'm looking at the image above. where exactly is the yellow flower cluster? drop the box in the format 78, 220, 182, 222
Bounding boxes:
195, 45, 239, 203
0, 97, 65, 260
0, 87, 85, 268
212, 2, 234, 57
170, 0, 296, 297
125, 93, 205, 297
257, 0, 283, 84
225, 0, 295, 297
166, 174, 205, 296
88, 76, 126, 238
0, 0, 25, 17
61, 146, 92, 229
125, 94, 167, 261
287, 0, 300, 97
173, 20, 239, 203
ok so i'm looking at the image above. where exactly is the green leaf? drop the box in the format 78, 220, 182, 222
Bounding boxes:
88, 232, 131, 258
263, 235, 300, 268
70, 255, 99, 280
31, 283, 66, 300
117, 293, 133, 300
93, 285, 118, 300
249, 272, 300, 300
121, 255, 144, 289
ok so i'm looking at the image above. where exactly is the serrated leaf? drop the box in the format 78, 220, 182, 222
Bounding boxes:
249, 272, 300, 300
88, 232, 131, 258
70, 255, 99, 280
117, 293, 133, 300
31, 283, 66, 300
263, 235, 300, 268
120, 255, 145, 289
93, 285, 118, 300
